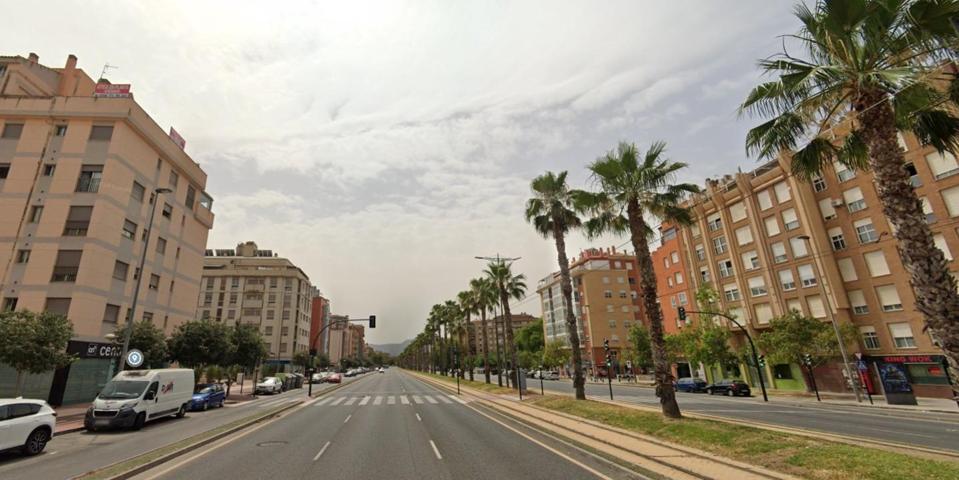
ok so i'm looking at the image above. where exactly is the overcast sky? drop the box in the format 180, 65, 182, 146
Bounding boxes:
6, 1, 801, 345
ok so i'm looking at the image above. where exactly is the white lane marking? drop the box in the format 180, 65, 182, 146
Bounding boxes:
344, 414, 352, 423
400, 395, 410, 405
448, 395, 467, 405
359, 396, 371, 406
424, 395, 438, 404
387, 395, 396, 405
313, 441, 331, 461
413, 395, 424, 404
429, 440, 442, 460
416, 413, 422, 422
314, 397, 333, 406
373, 396, 383, 406
344, 397, 358, 406
330, 397, 346, 406
437, 395, 453, 404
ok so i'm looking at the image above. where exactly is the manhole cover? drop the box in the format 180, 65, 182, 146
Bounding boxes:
257, 441, 288, 447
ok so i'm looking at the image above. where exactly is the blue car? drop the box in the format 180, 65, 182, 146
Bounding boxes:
674, 377, 708, 393
189, 383, 226, 411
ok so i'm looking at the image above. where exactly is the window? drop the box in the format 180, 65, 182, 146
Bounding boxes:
45, 298, 71, 316
798, 264, 817, 287
186, 185, 196, 209
112, 260, 129, 281
607, 319, 617, 329
616, 276, 624, 284
619, 290, 627, 298
778, 269, 796, 290
1, 123, 24, 139
76, 165, 103, 193
771, 242, 787, 263
812, 174, 827, 192
691, 224, 701, 237
3, 297, 18, 311
864, 251, 890, 277
29, 205, 43, 223
757, 189, 773, 210
229, 293, 238, 304
695, 244, 705, 261
131, 181, 145, 203
162, 203, 173, 219
103, 304, 120, 324
748, 276, 767, 297
707, 213, 722, 231
934, 234, 953, 261
700, 267, 711, 283
854, 219, 878, 244
729, 202, 747, 222
42, 164, 55, 176
876, 285, 903, 311
713, 236, 727, 254
834, 161, 855, 182
781, 208, 799, 230
602, 276, 610, 284
787, 299, 801, 314
920, 197, 935, 223
735, 226, 753, 245
51, 250, 82, 282
838, 258, 858, 282
0, 163, 8, 179
121, 219, 137, 240
674, 272, 683, 284
807, 295, 826, 318
764, 216, 780, 236
789, 236, 808, 257
718, 260, 734, 278
844, 187, 866, 213
773, 181, 791, 203
905, 163, 921, 187
88, 125, 113, 141
156, 237, 167, 255
55, 125, 68, 137
848, 290, 868, 315
232, 277, 240, 288
828, 227, 846, 251
15, 250, 29, 263
819, 198, 837, 220
169, 170, 179, 188
860, 326, 880, 350
678, 292, 688, 305
670, 251, 679, 264
63, 206, 92, 236
889, 322, 917, 349
754, 303, 773, 324
724, 283, 741, 301
925, 151, 959, 180
942, 186, 959, 217
621, 305, 630, 312
606, 304, 614, 313
604, 290, 612, 299
741, 250, 759, 271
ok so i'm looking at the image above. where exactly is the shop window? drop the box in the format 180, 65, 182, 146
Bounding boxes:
773, 364, 793, 380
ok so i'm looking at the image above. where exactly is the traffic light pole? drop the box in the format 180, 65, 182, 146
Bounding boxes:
682, 308, 768, 402
306, 315, 376, 397
603, 338, 614, 401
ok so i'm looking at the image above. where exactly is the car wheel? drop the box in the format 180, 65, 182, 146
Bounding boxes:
132, 412, 146, 430
726, 389, 733, 397
22, 428, 49, 455
218, 398, 225, 408
708, 389, 714, 395
202, 401, 209, 411
175, 404, 186, 418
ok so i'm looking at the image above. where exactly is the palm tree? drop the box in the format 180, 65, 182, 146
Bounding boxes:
579, 141, 699, 418
427, 304, 444, 374
470, 277, 497, 383
740, 0, 959, 387
458, 289, 479, 381
485, 260, 528, 391
525, 170, 588, 400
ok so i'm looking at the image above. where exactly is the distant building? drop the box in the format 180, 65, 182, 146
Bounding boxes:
327, 316, 365, 365
309, 292, 330, 355
471, 312, 538, 359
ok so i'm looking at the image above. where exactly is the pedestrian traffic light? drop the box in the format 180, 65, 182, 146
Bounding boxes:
802, 353, 813, 366
369, 315, 376, 328
603, 338, 609, 352
678, 307, 686, 322
758, 355, 766, 368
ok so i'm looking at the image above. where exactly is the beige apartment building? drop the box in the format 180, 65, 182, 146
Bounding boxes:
0, 53, 214, 405
200, 242, 312, 369
327, 316, 365, 365
677, 131, 959, 399
471, 312, 539, 359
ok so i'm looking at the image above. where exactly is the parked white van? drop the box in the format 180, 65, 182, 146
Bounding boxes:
84, 369, 194, 431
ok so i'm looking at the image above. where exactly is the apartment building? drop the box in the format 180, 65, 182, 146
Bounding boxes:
327, 316, 365, 365
0, 53, 214, 405
471, 312, 539, 359
677, 131, 959, 398
200, 242, 312, 368
309, 292, 331, 355
651, 225, 696, 335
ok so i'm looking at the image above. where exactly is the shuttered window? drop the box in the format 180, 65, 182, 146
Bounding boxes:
754, 303, 773, 324
798, 264, 817, 287
757, 190, 773, 210
844, 187, 866, 212
764, 216, 780, 236
778, 269, 796, 290
63, 206, 93, 236
864, 251, 890, 277
773, 182, 791, 203
934, 234, 953, 261
838, 258, 858, 282
848, 290, 868, 315
735, 226, 753, 245
819, 198, 837, 220
807, 295, 826, 318
925, 151, 959, 180
729, 202, 747, 222
943, 186, 959, 217
52, 250, 82, 282
789, 236, 808, 257
782, 208, 799, 230
771, 242, 787, 263
876, 285, 903, 311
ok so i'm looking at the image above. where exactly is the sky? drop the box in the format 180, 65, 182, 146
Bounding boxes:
4, 1, 802, 345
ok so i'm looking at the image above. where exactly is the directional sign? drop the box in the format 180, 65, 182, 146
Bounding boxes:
126, 349, 144, 368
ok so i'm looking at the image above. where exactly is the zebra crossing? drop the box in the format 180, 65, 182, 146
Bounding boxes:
313, 393, 467, 407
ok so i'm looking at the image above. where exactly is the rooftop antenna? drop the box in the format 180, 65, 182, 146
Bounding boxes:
98, 63, 118, 82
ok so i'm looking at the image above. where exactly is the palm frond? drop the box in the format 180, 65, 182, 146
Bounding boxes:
745, 112, 808, 159
912, 108, 959, 153
790, 136, 839, 181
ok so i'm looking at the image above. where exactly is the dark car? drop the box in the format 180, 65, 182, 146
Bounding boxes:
190, 383, 226, 411
674, 377, 708, 393
706, 379, 751, 397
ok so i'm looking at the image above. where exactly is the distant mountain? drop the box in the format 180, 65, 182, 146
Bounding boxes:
369, 339, 413, 357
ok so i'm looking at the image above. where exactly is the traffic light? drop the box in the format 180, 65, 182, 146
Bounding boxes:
603, 338, 610, 352
802, 353, 813, 366
678, 306, 686, 322
369, 315, 376, 328
758, 355, 766, 368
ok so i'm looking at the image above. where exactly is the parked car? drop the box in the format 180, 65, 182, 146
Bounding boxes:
0, 399, 56, 456
312, 372, 331, 383
377, 367, 385, 373
190, 383, 226, 411
85, 368, 194, 431
542, 371, 560, 381
675, 377, 708, 393
706, 379, 751, 397
326, 373, 342, 384
255, 377, 283, 395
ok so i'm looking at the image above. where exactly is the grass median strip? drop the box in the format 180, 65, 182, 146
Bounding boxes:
419, 372, 516, 395
532, 396, 959, 480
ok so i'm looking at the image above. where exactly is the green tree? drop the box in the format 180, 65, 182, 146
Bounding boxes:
292, 350, 313, 372
113, 320, 167, 369
757, 311, 858, 390
515, 319, 545, 354
485, 261, 527, 390
229, 324, 268, 372
167, 320, 235, 371
541, 339, 572, 371
627, 322, 654, 372
525, 170, 589, 400
741, 0, 959, 386
578, 141, 700, 418
470, 277, 498, 384
0, 310, 75, 396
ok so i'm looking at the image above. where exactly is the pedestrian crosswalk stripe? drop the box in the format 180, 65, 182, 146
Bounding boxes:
425, 395, 438, 404
400, 395, 410, 405
387, 395, 396, 405
330, 397, 346, 406
413, 395, 424, 404
373, 396, 383, 405
359, 396, 371, 406
344, 397, 358, 406
437, 395, 453, 404
448, 395, 467, 405
315, 397, 334, 406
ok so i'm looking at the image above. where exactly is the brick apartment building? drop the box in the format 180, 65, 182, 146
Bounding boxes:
471, 312, 538, 360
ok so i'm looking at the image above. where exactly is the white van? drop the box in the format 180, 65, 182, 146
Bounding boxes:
84, 368, 194, 431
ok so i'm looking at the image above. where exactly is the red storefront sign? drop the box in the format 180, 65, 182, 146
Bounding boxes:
880, 355, 937, 363
93, 83, 131, 98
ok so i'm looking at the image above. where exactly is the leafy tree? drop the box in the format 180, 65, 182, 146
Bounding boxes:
167, 320, 235, 371
541, 339, 572, 371
204, 364, 224, 383
315, 353, 331, 368
741, 0, 959, 386
515, 319, 545, 354
578, 141, 700, 418
681, 322, 736, 372
223, 365, 241, 397
230, 324, 268, 372
0, 310, 74, 396
627, 323, 654, 372
292, 350, 313, 372
113, 320, 167, 369
757, 311, 858, 390
525, 170, 589, 400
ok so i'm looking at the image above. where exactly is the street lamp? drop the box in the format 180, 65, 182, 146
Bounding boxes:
118, 187, 173, 372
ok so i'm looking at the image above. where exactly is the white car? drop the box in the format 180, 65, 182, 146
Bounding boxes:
0, 398, 56, 456
255, 377, 282, 394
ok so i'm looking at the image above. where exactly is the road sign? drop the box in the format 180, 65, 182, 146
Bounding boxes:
126, 349, 144, 368
854, 352, 863, 360
857, 360, 868, 372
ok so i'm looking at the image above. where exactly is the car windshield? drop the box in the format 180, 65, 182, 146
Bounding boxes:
99, 380, 150, 400
195, 385, 215, 394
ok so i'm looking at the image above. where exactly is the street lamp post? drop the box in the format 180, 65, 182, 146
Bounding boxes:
118, 187, 172, 373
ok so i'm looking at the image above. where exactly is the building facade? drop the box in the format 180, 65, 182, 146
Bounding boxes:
199, 242, 312, 368
327, 315, 365, 365
471, 312, 539, 360
309, 292, 330, 355
0, 53, 214, 405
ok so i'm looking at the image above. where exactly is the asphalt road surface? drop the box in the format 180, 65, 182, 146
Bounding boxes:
533, 377, 959, 451
140, 369, 646, 480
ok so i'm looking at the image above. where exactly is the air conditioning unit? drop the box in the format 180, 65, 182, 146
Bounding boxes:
831, 198, 844, 207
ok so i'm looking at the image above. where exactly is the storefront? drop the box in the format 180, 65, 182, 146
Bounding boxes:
48, 340, 121, 406
865, 354, 954, 402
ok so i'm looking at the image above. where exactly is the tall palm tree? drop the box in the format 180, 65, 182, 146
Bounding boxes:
470, 277, 497, 383
740, 0, 959, 387
427, 304, 444, 374
485, 261, 528, 391
525, 170, 588, 400
442, 300, 458, 374
579, 141, 699, 419
457, 289, 478, 381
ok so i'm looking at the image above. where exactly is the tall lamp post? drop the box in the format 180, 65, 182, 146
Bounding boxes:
118, 187, 172, 372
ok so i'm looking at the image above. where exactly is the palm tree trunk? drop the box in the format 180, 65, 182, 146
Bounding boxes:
500, 287, 520, 391
858, 90, 959, 391
481, 309, 491, 383
466, 312, 475, 381
628, 199, 681, 418
553, 225, 586, 400
494, 307, 504, 386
